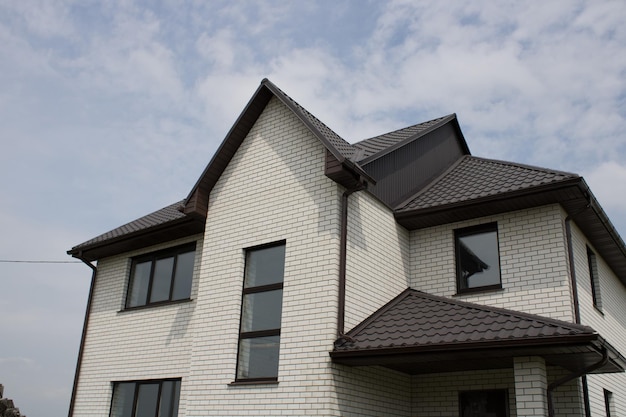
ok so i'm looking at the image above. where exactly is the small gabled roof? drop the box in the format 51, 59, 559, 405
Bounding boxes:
396, 155, 579, 213
331, 289, 625, 375
67, 201, 204, 262
352, 114, 467, 164
183, 78, 373, 217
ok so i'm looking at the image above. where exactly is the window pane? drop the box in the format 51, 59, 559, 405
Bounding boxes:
135, 383, 159, 417
158, 380, 180, 417
459, 390, 508, 417
241, 290, 283, 332
171, 251, 195, 300
458, 230, 500, 289
128, 262, 151, 307
245, 245, 285, 287
110, 382, 135, 417
237, 336, 280, 379
150, 257, 174, 303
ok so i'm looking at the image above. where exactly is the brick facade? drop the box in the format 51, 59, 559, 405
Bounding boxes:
70, 85, 626, 417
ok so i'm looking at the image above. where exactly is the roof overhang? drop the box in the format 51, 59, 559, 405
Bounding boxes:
331, 335, 625, 376
67, 216, 205, 262
395, 178, 626, 284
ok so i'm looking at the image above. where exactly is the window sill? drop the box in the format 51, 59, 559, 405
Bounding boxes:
454, 285, 503, 296
118, 298, 193, 313
228, 379, 279, 387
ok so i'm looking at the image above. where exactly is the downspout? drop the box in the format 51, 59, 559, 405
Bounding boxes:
337, 183, 366, 339
68, 252, 97, 417
563, 204, 592, 417
547, 347, 608, 417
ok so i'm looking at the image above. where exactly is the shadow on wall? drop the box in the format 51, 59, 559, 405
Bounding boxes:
331, 364, 412, 417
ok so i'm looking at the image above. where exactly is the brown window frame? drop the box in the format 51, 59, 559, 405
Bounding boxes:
587, 246, 603, 312
455, 223, 502, 294
109, 378, 181, 417
234, 240, 285, 384
125, 243, 196, 309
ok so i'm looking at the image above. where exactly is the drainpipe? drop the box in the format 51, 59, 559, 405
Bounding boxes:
547, 348, 608, 417
68, 252, 97, 417
563, 204, 592, 417
337, 183, 366, 339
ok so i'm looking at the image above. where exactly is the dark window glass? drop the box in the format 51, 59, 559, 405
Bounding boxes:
237, 336, 280, 380
172, 251, 195, 300
135, 384, 159, 417
110, 380, 180, 417
604, 389, 613, 417
236, 241, 285, 382
110, 382, 135, 417
158, 380, 180, 417
126, 244, 196, 309
150, 257, 175, 303
241, 290, 283, 333
244, 244, 285, 287
459, 390, 509, 417
587, 246, 602, 311
456, 223, 501, 293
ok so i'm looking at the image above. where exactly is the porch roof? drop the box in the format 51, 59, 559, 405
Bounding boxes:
330, 289, 626, 375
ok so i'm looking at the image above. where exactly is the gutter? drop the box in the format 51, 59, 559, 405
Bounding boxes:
547, 347, 608, 417
67, 252, 97, 417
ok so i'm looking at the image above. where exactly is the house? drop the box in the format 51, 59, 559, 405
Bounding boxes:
67, 79, 626, 417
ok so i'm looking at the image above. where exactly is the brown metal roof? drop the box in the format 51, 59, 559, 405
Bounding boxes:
396, 156, 579, 212
352, 114, 458, 163
331, 289, 625, 375
67, 200, 205, 262
182, 78, 374, 219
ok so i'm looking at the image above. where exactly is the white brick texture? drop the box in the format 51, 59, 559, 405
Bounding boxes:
409, 205, 575, 321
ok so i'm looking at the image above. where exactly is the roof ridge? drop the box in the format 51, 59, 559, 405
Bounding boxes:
353, 114, 455, 146
261, 79, 356, 160
354, 114, 457, 164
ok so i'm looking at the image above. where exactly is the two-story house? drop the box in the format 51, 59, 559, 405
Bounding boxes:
67, 79, 626, 417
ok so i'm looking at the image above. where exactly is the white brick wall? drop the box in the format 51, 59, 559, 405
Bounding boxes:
181, 97, 414, 416
570, 221, 626, 417
72, 235, 203, 417
344, 190, 410, 331
409, 205, 575, 321
73, 91, 626, 417
413, 368, 517, 416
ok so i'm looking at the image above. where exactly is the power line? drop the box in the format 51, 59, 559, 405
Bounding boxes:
0, 259, 82, 264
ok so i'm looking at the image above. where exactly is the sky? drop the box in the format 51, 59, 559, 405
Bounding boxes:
1, 1, 625, 415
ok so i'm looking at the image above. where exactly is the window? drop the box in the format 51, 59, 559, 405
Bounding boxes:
110, 379, 180, 417
459, 390, 509, 417
235, 241, 285, 382
126, 243, 196, 308
587, 246, 602, 311
604, 389, 614, 417
455, 223, 502, 293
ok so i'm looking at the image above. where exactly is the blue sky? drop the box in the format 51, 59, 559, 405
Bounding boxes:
1, 1, 625, 415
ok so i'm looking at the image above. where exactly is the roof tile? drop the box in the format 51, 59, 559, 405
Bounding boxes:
71, 200, 186, 250
334, 289, 595, 352
397, 155, 579, 212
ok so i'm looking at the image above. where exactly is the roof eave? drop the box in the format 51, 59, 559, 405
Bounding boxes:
395, 177, 584, 227
67, 215, 205, 262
